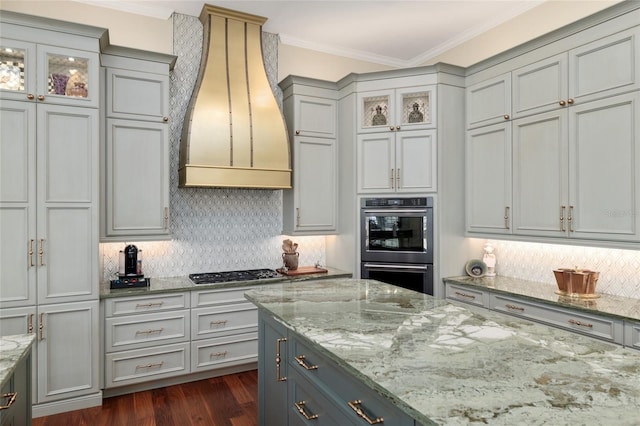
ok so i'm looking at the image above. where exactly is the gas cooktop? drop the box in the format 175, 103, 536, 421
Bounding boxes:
189, 269, 282, 285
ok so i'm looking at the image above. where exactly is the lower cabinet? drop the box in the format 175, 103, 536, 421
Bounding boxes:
258, 311, 415, 426
624, 320, 640, 350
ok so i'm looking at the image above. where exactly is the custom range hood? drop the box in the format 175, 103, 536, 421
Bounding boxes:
179, 4, 291, 188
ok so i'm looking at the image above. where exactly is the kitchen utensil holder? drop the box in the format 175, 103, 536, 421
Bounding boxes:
283, 252, 299, 270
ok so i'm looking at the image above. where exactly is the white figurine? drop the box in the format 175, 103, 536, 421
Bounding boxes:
483, 242, 496, 277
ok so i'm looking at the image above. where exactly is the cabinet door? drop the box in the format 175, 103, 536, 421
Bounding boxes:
294, 95, 336, 138
0, 38, 36, 102
258, 313, 288, 426
37, 300, 99, 403
292, 135, 337, 232
104, 119, 170, 238
0, 100, 36, 307
357, 90, 394, 133
357, 133, 394, 193
568, 92, 640, 241
37, 104, 98, 303
466, 123, 512, 234
466, 73, 511, 129
512, 53, 568, 119
106, 68, 169, 122
396, 129, 437, 193
569, 27, 640, 104
512, 110, 569, 237
394, 85, 435, 130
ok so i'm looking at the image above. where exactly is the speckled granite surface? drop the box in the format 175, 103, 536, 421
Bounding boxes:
0, 334, 34, 388
246, 278, 640, 425
99, 267, 350, 298
444, 275, 640, 322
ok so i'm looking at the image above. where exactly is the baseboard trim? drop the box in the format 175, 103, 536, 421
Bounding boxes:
33, 392, 103, 418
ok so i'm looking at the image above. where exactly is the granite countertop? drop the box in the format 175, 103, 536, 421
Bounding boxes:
444, 275, 640, 322
0, 334, 35, 388
99, 267, 351, 298
246, 278, 640, 425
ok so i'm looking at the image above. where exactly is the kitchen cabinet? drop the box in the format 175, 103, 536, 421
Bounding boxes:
280, 77, 338, 235
101, 48, 175, 241
0, 11, 103, 415
0, 343, 32, 426
465, 122, 512, 234
445, 282, 490, 308
357, 86, 435, 133
258, 312, 288, 426
624, 320, 640, 350
466, 73, 511, 129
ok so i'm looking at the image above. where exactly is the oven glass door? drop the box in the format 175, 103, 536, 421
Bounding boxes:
361, 209, 433, 263
361, 262, 433, 295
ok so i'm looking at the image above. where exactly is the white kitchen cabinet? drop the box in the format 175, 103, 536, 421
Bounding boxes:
466, 122, 512, 234
101, 48, 175, 241
357, 129, 437, 193
281, 78, 338, 235
466, 73, 511, 129
512, 27, 640, 119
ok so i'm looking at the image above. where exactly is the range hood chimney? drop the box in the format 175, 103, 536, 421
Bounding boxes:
179, 4, 291, 188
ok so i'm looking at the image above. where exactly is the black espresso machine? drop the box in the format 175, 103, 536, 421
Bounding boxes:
110, 244, 150, 289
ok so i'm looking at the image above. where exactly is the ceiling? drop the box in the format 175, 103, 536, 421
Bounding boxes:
77, 0, 548, 67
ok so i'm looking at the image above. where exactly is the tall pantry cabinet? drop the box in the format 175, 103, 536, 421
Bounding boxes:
0, 11, 104, 416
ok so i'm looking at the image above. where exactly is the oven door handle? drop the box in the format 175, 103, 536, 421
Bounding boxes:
363, 263, 429, 271
363, 209, 427, 215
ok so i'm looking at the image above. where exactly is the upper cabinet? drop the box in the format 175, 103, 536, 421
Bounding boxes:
466, 73, 511, 129
100, 47, 176, 241
280, 77, 338, 235
0, 38, 100, 108
358, 86, 435, 133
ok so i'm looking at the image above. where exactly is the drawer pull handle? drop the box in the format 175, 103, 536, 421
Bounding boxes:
135, 328, 164, 335
210, 320, 228, 328
135, 361, 164, 370
135, 302, 164, 309
348, 400, 384, 424
0, 392, 17, 410
276, 337, 287, 382
294, 401, 319, 420
295, 355, 318, 370
454, 291, 476, 300
210, 351, 228, 358
568, 319, 593, 328
505, 304, 524, 311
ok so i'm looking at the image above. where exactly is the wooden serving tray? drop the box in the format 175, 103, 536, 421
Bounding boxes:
277, 266, 328, 276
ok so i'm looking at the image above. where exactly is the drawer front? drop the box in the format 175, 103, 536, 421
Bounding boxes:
191, 332, 258, 372
445, 283, 489, 308
105, 342, 189, 388
191, 303, 257, 340
192, 287, 254, 308
105, 309, 189, 352
491, 294, 624, 344
104, 293, 188, 317
288, 368, 357, 426
290, 337, 414, 426
624, 320, 640, 350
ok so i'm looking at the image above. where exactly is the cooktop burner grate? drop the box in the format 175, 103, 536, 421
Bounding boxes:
189, 268, 282, 284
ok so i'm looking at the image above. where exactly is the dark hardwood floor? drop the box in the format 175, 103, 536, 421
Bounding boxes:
33, 370, 258, 426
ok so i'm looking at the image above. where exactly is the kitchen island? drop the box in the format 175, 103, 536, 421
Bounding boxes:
245, 278, 640, 425
0, 334, 34, 426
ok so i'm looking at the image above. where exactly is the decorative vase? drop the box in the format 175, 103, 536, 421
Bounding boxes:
69, 81, 88, 97
282, 252, 299, 270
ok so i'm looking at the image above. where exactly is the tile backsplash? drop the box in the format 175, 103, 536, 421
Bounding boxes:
100, 13, 325, 281
485, 240, 640, 299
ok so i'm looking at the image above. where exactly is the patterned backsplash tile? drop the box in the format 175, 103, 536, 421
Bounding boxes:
100, 13, 325, 281
484, 240, 640, 299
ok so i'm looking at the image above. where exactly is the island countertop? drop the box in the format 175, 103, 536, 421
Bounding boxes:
245, 278, 640, 425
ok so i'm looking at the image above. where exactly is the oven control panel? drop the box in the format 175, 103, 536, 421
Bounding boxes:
361, 197, 432, 208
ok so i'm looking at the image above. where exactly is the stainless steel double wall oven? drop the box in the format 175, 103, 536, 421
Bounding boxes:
360, 197, 434, 295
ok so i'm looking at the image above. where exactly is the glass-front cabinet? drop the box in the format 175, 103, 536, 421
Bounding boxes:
0, 38, 98, 107
358, 86, 434, 133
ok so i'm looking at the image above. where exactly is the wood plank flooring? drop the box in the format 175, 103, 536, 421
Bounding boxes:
33, 370, 258, 426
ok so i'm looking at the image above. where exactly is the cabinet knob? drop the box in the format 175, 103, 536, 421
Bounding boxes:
295, 130, 300, 135
559, 100, 566, 106
396, 125, 401, 130
27, 94, 35, 100
37, 95, 45, 101
389, 126, 395, 131
567, 98, 574, 105
503, 114, 510, 120
163, 116, 169, 122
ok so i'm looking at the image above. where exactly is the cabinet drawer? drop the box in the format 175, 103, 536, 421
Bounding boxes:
191, 332, 257, 372
624, 320, 640, 350
288, 368, 356, 426
445, 283, 490, 308
192, 287, 254, 307
289, 337, 413, 426
490, 294, 624, 344
191, 303, 257, 340
104, 293, 188, 317
105, 342, 189, 388
105, 309, 189, 352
